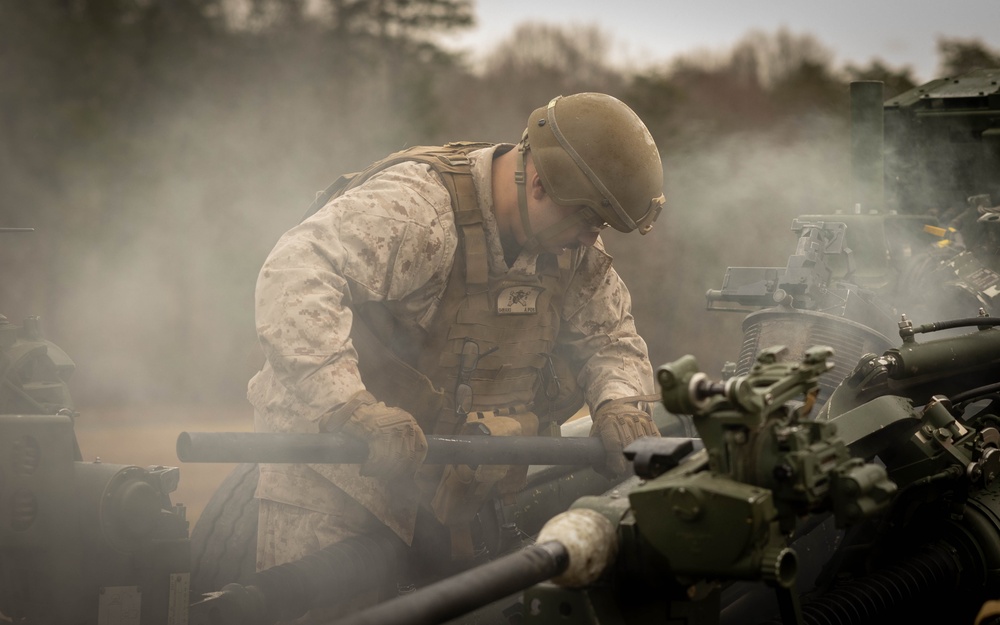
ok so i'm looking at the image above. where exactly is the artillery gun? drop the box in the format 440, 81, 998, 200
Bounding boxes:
328, 317, 1000, 625
328, 346, 886, 625
0, 229, 191, 625
707, 71, 1000, 402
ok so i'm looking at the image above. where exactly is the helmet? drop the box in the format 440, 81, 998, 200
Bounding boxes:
523, 93, 665, 234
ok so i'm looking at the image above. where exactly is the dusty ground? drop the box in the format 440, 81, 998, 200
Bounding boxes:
73, 403, 254, 531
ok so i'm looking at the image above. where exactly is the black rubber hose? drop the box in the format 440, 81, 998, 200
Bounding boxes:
909, 317, 1000, 336
330, 541, 570, 625
793, 541, 963, 625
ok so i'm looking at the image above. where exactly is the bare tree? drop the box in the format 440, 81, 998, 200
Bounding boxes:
937, 37, 1000, 76
462, 22, 626, 140
845, 59, 918, 99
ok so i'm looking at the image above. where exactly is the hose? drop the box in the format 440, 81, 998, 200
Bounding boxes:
796, 541, 962, 625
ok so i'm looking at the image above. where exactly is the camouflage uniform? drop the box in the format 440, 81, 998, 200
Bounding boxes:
249, 144, 654, 564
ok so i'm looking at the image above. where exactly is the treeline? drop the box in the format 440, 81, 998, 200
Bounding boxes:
1, 0, 998, 406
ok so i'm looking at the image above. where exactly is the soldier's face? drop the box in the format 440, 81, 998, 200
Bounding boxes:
531, 198, 605, 253
517, 158, 605, 254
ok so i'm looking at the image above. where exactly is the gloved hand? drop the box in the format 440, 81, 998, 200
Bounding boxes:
589, 399, 659, 477
327, 390, 428, 479
976, 599, 1000, 625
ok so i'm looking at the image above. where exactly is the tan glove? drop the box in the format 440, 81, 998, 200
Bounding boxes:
976, 600, 1000, 625
589, 398, 659, 477
326, 390, 428, 479
430, 414, 522, 527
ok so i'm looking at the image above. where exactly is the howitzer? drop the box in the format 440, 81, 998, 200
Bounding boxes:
0, 313, 190, 625
177, 431, 700, 466
331, 324, 1000, 625
526, 326, 1000, 625
334, 347, 897, 625
704, 77, 1000, 406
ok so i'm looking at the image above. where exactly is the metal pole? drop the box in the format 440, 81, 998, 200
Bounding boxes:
330, 541, 569, 625
176, 431, 630, 466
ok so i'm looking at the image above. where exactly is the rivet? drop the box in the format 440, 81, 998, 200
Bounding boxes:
537, 119, 546, 127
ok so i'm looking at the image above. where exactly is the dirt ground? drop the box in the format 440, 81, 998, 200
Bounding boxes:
73, 403, 254, 531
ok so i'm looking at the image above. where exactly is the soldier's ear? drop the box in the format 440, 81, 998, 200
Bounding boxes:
529, 171, 548, 201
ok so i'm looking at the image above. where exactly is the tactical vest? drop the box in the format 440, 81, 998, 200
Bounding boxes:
305, 143, 582, 439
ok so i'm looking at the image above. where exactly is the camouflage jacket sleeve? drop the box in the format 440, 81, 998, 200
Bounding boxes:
558, 238, 655, 411
251, 162, 457, 424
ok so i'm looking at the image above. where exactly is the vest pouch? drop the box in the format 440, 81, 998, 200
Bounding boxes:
429, 414, 523, 557
495, 411, 538, 501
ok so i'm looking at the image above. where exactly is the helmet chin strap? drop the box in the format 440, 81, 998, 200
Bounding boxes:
516, 137, 600, 253
515, 136, 535, 249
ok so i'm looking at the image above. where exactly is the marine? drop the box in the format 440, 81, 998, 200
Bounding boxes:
247, 92, 667, 616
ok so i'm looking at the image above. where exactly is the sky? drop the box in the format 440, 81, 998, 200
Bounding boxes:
440, 0, 1000, 83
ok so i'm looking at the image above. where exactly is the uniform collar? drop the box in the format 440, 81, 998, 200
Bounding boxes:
469, 144, 542, 274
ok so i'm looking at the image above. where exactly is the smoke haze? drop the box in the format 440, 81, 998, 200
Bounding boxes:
0, 4, 994, 417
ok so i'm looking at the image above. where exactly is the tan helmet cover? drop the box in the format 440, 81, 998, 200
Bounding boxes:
525, 93, 665, 233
